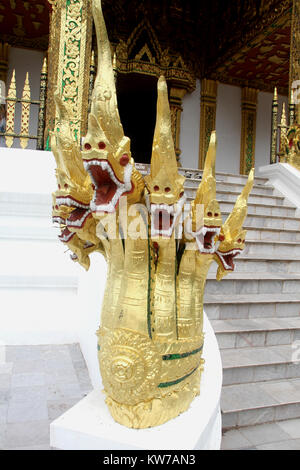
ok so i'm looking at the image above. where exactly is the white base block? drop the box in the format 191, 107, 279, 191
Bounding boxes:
50, 314, 222, 450
50, 390, 221, 450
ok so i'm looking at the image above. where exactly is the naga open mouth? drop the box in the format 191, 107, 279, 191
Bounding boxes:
66, 208, 92, 229
192, 226, 221, 254
58, 227, 76, 243
83, 159, 133, 213
215, 248, 242, 271
146, 194, 186, 238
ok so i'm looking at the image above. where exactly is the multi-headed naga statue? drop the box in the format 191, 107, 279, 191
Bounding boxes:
51, 0, 254, 429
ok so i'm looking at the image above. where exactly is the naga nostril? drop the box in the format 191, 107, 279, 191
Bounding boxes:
84, 143, 91, 150
165, 187, 171, 193
98, 142, 106, 150
154, 185, 160, 191
120, 154, 129, 166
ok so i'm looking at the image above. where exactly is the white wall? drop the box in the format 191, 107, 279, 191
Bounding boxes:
181, 79, 201, 169
215, 84, 241, 174
255, 91, 288, 169
6, 47, 44, 150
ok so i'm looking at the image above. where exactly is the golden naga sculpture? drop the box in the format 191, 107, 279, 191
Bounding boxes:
280, 124, 300, 171
51, 0, 254, 428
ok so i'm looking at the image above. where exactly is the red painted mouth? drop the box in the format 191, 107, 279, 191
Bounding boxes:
203, 231, 215, 250
90, 166, 118, 205
83, 159, 133, 213
153, 209, 174, 232
58, 227, 75, 243
216, 249, 242, 271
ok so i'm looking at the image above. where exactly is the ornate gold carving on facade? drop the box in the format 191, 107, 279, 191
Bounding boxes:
37, 57, 48, 150
45, 0, 93, 147
0, 42, 10, 83
5, 69, 16, 148
240, 87, 258, 175
270, 87, 278, 164
289, 0, 300, 108
169, 86, 187, 165
20, 72, 30, 149
198, 79, 218, 169
114, 20, 195, 92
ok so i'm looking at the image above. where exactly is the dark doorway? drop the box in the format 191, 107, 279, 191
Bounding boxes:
116, 73, 157, 164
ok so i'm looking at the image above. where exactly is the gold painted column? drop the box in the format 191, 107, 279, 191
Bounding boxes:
45, 0, 93, 148
169, 86, 187, 165
198, 79, 218, 169
240, 87, 258, 175
0, 43, 10, 83
289, 0, 300, 123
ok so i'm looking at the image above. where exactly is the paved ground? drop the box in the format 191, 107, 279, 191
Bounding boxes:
1, 344, 300, 450
221, 420, 300, 450
0, 344, 93, 450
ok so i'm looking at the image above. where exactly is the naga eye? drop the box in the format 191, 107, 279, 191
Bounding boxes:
55, 205, 59, 210
180, 191, 184, 198
238, 238, 242, 243
58, 184, 61, 189
84, 143, 91, 150
154, 185, 160, 191
165, 187, 171, 193
120, 154, 129, 166
219, 234, 225, 242
98, 141, 106, 150
64, 183, 68, 189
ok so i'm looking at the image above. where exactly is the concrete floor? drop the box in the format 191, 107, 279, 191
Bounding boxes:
0, 344, 93, 450
221, 420, 300, 450
1, 344, 300, 450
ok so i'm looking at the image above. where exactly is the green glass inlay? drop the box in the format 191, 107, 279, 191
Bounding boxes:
162, 345, 203, 361
158, 365, 199, 389
97, 345, 100, 351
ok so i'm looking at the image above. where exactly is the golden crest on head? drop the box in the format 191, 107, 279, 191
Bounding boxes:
80, 0, 143, 214
145, 76, 185, 206
214, 168, 255, 280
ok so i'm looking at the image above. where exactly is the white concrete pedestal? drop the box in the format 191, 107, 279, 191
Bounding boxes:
50, 389, 221, 451
50, 314, 222, 450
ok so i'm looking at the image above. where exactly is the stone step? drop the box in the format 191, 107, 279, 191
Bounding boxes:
222, 211, 300, 230
0, 274, 77, 290
243, 240, 300, 257
244, 226, 300, 242
185, 178, 278, 196
206, 272, 300, 295
209, 255, 300, 275
220, 201, 296, 217
204, 293, 300, 320
0, 239, 80, 277
185, 187, 287, 207
212, 317, 300, 349
221, 344, 300, 386
177, 167, 269, 186
0, 192, 51, 217
221, 379, 300, 429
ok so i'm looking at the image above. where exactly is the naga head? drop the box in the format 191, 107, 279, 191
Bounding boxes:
214, 168, 254, 280
188, 131, 222, 253
51, 93, 97, 244
82, 0, 144, 215
144, 76, 185, 238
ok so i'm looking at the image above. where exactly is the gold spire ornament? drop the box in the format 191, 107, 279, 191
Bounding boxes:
51, 0, 253, 429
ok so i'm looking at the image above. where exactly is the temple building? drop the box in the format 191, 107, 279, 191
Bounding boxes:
1, 0, 300, 451
0, 0, 297, 172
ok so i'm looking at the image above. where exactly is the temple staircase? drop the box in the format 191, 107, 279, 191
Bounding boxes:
183, 168, 300, 431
